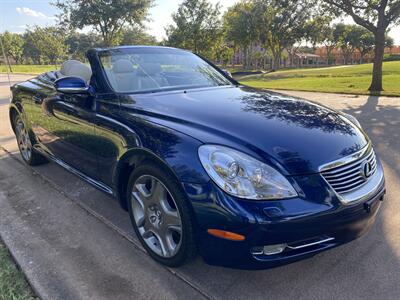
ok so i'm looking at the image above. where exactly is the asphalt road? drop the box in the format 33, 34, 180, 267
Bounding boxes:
0, 74, 399, 300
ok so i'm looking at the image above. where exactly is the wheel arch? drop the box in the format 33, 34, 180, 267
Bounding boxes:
9, 103, 23, 133
114, 148, 187, 211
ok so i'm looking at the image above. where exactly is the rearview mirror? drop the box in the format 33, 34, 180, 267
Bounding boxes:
55, 76, 90, 94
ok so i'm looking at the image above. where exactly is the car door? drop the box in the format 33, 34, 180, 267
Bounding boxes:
31, 88, 100, 180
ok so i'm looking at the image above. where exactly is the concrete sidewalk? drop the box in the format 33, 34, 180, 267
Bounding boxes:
0, 148, 207, 300
1, 74, 400, 300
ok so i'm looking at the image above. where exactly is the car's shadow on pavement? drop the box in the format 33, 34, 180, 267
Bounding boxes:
343, 95, 400, 178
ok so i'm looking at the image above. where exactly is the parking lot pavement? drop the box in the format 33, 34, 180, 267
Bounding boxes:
1, 74, 400, 300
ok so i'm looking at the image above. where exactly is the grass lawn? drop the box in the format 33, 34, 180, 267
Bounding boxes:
0, 241, 36, 300
0, 65, 54, 74
240, 61, 400, 97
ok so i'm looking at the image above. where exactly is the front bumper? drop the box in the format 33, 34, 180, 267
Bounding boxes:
183, 162, 385, 269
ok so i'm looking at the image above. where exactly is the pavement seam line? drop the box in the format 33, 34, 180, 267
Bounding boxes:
0, 145, 214, 300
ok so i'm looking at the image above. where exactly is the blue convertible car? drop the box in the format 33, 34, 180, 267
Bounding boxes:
10, 46, 385, 269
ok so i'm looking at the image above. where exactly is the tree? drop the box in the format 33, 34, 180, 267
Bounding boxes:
304, 16, 337, 65
304, 16, 332, 49
385, 35, 394, 48
23, 31, 41, 64
336, 24, 364, 64
223, 1, 257, 68
321, 25, 338, 65
120, 27, 158, 46
333, 24, 349, 64
253, 0, 313, 70
54, 0, 153, 46
164, 0, 222, 57
65, 31, 102, 61
1, 31, 24, 65
304, 16, 335, 65
352, 28, 394, 63
350, 26, 375, 63
24, 26, 68, 66
214, 43, 234, 67
322, 0, 400, 91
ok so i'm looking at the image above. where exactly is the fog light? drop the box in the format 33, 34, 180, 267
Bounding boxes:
263, 244, 287, 255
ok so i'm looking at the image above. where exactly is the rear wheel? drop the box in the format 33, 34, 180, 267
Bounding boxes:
13, 114, 47, 165
127, 163, 197, 267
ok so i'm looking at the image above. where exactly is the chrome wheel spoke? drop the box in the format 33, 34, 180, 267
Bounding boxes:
164, 211, 182, 230
131, 192, 146, 227
16, 120, 31, 161
150, 179, 166, 202
142, 224, 154, 239
131, 175, 182, 258
160, 197, 182, 228
153, 228, 171, 257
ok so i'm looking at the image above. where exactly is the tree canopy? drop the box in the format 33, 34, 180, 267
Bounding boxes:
164, 0, 222, 56
223, 1, 257, 68
0, 32, 24, 65
24, 26, 68, 66
253, 0, 314, 70
53, 0, 153, 46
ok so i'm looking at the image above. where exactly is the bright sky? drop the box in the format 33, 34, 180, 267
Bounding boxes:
0, 0, 399, 44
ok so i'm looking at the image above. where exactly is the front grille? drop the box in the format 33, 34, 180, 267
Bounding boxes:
321, 147, 377, 195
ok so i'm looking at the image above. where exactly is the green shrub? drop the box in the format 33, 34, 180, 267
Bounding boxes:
383, 54, 400, 62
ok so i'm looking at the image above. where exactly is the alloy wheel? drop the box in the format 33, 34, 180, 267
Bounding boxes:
15, 118, 32, 162
131, 175, 183, 258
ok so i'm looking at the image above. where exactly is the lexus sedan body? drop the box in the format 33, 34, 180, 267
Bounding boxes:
9, 46, 385, 269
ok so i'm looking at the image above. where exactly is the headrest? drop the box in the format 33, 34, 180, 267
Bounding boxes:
60, 60, 92, 82
60, 60, 81, 75
112, 59, 135, 74
137, 63, 162, 76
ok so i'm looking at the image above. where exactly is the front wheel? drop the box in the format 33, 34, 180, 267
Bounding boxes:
13, 114, 47, 165
127, 163, 197, 267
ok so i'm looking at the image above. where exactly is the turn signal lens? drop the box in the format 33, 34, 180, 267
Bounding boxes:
207, 229, 245, 241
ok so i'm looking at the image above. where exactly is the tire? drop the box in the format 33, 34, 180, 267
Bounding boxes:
127, 162, 197, 267
13, 113, 48, 166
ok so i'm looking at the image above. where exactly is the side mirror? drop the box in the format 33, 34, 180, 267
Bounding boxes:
222, 69, 233, 78
55, 76, 90, 94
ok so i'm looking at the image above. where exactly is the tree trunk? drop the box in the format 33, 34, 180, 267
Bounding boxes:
369, 31, 385, 92
326, 48, 330, 66
271, 51, 280, 71
243, 46, 248, 69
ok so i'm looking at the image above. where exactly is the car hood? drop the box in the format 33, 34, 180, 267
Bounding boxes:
120, 86, 368, 175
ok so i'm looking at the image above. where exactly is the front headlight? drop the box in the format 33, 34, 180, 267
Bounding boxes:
343, 113, 361, 128
198, 145, 298, 200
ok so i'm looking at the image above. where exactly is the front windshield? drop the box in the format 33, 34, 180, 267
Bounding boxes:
99, 47, 232, 93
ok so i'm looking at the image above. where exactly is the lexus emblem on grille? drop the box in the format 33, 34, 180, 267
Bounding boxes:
361, 161, 373, 178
